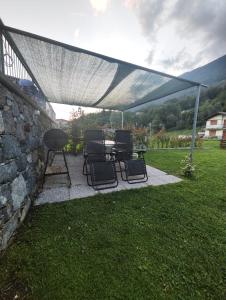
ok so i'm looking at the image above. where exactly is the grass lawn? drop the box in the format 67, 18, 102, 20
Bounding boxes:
0, 141, 226, 299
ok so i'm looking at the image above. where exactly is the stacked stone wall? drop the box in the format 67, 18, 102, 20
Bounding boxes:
0, 79, 54, 250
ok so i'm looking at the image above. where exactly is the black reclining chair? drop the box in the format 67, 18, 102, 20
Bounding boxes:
114, 130, 148, 184
83, 130, 118, 190
83, 129, 104, 175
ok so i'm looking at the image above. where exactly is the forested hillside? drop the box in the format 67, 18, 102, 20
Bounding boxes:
181, 55, 226, 85
71, 83, 226, 133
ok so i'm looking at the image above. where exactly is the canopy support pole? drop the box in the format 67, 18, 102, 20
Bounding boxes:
121, 111, 124, 129
190, 85, 201, 163
0, 27, 4, 73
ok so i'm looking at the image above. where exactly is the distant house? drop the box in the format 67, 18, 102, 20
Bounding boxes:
204, 112, 226, 140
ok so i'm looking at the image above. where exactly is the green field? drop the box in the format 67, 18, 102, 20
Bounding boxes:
0, 141, 226, 299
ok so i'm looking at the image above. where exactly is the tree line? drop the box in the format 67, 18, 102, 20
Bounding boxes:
70, 83, 226, 135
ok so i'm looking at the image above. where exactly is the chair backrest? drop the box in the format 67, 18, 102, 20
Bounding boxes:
84, 130, 104, 144
115, 130, 133, 151
43, 129, 68, 150
86, 141, 105, 154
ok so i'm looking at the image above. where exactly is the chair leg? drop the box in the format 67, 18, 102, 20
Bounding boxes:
83, 158, 88, 175
62, 150, 71, 187
119, 161, 127, 181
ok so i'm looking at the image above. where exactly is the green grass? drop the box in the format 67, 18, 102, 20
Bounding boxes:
1, 141, 226, 299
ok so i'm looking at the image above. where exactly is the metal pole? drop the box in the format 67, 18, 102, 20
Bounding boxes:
0, 28, 4, 73
121, 111, 124, 129
190, 85, 201, 162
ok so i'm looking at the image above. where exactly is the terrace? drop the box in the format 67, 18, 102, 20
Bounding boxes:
2, 20, 225, 300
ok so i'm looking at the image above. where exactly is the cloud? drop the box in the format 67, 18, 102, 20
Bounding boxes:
125, 0, 166, 39
145, 49, 155, 65
126, 0, 226, 72
89, 0, 110, 14
160, 49, 201, 72
170, 0, 226, 57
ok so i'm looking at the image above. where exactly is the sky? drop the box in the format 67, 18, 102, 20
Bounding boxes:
1, 0, 226, 119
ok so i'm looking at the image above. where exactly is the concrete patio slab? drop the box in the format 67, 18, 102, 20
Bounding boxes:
35, 154, 182, 206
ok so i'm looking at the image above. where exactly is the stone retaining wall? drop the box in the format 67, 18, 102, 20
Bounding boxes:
0, 78, 54, 250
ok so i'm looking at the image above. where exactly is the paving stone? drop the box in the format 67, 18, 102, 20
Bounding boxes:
35, 154, 182, 206
36, 187, 70, 205
69, 185, 98, 199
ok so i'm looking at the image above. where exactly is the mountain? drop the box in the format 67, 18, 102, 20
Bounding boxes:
180, 55, 226, 85
129, 55, 226, 112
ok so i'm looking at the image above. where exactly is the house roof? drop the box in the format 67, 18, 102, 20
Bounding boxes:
0, 21, 206, 112
207, 112, 226, 120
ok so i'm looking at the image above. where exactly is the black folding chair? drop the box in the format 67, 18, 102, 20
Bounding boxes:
83, 129, 105, 175
83, 130, 118, 190
114, 130, 148, 184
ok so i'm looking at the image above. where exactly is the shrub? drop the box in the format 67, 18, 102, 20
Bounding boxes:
180, 155, 196, 177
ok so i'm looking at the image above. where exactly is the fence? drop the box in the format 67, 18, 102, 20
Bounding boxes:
0, 28, 55, 120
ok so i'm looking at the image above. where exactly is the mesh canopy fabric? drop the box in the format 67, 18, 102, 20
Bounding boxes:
6, 28, 200, 111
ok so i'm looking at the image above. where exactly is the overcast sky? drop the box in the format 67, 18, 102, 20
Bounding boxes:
1, 0, 226, 119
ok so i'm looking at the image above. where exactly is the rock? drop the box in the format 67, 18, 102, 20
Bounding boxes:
0, 111, 4, 134
11, 174, 27, 210
0, 160, 17, 184
16, 121, 26, 141
19, 113, 25, 120
0, 196, 7, 207
0, 147, 3, 163
2, 135, 22, 160
12, 101, 20, 117
32, 150, 39, 163
0, 182, 11, 207
23, 167, 36, 194
20, 197, 31, 222
2, 204, 12, 222
27, 153, 32, 163
2, 110, 16, 135
3, 105, 10, 111
0, 211, 19, 250
16, 153, 27, 171
6, 97, 12, 106
0, 94, 6, 108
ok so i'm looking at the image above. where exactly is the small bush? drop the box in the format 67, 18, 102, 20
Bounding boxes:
180, 155, 196, 178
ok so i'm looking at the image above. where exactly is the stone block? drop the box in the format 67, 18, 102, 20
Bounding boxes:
32, 150, 39, 164
16, 121, 26, 141
20, 196, 31, 223
0, 94, 6, 108
23, 167, 36, 194
0, 160, 18, 184
11, 174, 27, 210
2, 110, 16, 135
2, 135, 22, 160
0, 211, 19, 250
16, 153, 27, 172
12, 101, 20, 117
27, 153, 32, 163
0, 182, 11, 207
0, 148, 3, 163
1, 204, 12, 223
0, 111, 4, 134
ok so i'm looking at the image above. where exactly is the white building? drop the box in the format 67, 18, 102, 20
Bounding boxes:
204, 112, 226, 140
